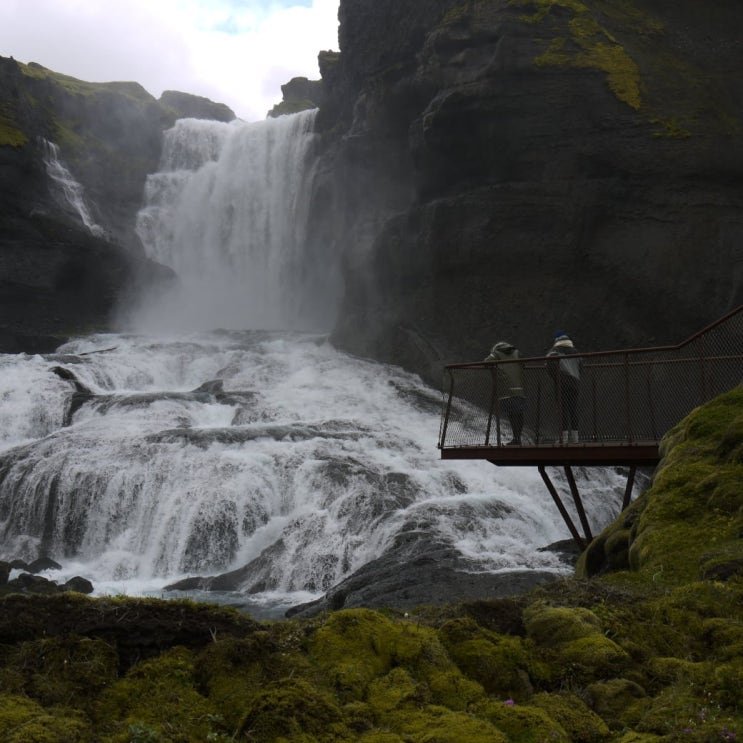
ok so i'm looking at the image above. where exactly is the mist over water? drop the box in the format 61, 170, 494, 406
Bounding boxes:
131, 111, 339, 333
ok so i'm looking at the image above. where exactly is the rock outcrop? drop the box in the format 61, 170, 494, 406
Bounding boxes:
308, 0, 743, 385
0, 56, 234, 353
268, 76, 324, 118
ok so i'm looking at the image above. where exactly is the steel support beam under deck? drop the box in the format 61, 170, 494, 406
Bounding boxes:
441, 443, 659, 552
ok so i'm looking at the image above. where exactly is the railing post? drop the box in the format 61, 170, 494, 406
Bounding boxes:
623, 352, 633, 444
646, 362, 658, 441
485, 367, 495, 446
535, 376, 543, 444
591, 368, 598, 443
439, 369, 455, 448
538, 466, 586, 551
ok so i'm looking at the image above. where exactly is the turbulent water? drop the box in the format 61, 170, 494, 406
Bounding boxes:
0, 332, 628, 615
1, 114, 630, 617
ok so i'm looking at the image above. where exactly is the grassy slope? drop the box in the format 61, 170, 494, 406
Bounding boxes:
0, 386, 741, 741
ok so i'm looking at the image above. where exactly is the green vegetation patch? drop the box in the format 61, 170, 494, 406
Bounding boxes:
438, 616, 535, 699
19, 62, 153, 104
0, 115, 27, 147
94, 646, 220, 741
530, 691, 610, 742
475, 697, 570, 743
0, 694, 92, 742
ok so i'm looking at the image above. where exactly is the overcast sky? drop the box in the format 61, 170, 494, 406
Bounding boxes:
0, 0, 340, 122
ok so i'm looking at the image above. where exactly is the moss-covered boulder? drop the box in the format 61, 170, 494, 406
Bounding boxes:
0, 694, 92, 742
577, 387, 743, 582
438, 616, 535, 699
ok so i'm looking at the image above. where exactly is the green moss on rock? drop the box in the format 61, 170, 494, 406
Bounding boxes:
580, 388, 743, 583
584, 678, 648, 730
475, 698, 570, 743
94, 646, 219, 741
5, 636, 117, 711
308, 609, 436, 699
0, 694, 91, 742
237, 677, 351, 741
0, 115, 28, 147
438, 617, 534, 699
523, 604, 603, 646
530, 692, 610, 742
555, 635, 630, 679
387, 704, 509, 743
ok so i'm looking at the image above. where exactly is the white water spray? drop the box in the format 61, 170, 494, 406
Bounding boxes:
0, 333, 629, 613
132, 112, 340, 332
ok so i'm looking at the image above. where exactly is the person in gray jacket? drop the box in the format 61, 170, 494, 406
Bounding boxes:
484, 340, 525, 445
546, 330, 582, 444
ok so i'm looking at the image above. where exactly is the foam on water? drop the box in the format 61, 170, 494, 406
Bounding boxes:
0, 332, 629, 608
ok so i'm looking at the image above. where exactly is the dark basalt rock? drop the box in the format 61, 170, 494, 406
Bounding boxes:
0, 555, 94, 597
5, 572, 62, 595
307, 0, 743, 386
27, 556, 62, 573
63, 576, 95, 594
268, 76, 324, 118
0, 55, 228, 354
285, 536, 562, 619
159, 90, 235, 122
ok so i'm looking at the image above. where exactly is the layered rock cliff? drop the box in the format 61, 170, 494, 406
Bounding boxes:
0, 56, 234, 352
309, 0, 743, 384
3, 0, 743, 370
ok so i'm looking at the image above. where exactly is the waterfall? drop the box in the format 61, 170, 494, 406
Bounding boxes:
42, 139, 107, 238
0, 114, 632, 617
0, 332, 625, 616
131, 111, 340, 333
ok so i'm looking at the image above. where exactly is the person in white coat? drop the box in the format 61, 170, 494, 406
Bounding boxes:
546, 331, 582, 444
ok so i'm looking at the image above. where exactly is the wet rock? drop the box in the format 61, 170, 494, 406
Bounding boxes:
28, 556, 63, 574
63, 576, 95, 594
7, 572, 60, 594
285, 536, 561, 619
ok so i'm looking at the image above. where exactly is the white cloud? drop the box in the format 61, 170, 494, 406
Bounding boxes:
0, 0, 339, 121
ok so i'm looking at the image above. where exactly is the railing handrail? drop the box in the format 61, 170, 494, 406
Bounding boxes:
444, 304, 743, 370
439, 305, 742, 452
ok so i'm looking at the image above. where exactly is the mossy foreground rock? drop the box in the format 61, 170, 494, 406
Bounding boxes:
0, 391, 742, 740
579, 386, 743, 583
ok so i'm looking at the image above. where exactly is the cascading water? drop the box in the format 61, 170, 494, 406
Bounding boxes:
42, 139, 107, 238
0, 114, 630, 617
131, 111, 339, 332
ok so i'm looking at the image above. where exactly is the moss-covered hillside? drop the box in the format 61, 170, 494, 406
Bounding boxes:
1, 388, 741, 742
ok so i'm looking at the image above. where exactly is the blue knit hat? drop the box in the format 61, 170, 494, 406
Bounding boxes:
554, 329, 568, 339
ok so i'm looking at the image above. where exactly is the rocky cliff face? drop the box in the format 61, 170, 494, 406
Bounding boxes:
0, 56, 234, 352
310, 0, 743, 384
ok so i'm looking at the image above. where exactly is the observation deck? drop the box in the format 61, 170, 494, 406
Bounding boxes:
438, 306, 743, 549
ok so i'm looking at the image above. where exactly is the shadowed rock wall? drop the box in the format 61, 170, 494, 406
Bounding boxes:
311, 0, 743, 385
0, 57, 234, 352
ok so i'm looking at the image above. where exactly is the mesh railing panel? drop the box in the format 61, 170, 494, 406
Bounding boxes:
439, 306, 743, 449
